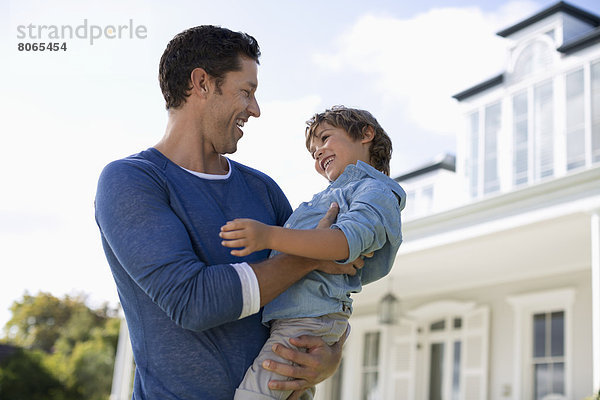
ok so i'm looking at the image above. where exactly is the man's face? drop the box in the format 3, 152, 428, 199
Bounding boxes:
204, 56, 260, 154
308, 122, 370, 182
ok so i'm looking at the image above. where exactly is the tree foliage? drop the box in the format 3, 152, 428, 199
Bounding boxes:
0, 292, 120, 400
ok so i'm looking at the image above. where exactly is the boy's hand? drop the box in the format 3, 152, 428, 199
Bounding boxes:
220, 218, 271, 257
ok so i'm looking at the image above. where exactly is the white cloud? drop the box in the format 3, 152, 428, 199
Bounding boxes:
312, 1, 540, 136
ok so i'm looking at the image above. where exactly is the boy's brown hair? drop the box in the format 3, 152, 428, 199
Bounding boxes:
305, 105, 392, 176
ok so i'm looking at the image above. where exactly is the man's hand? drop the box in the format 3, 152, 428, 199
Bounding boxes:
316, 202, 339, 229
315, 258, 364, 276
262, 330, 347, 396
220, 218, 271, 257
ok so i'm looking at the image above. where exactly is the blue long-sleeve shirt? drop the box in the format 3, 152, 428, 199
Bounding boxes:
264, 161, 405, 322
95, 148, 292, 399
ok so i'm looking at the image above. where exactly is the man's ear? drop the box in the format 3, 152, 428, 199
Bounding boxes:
361, 126, 375, 144
190, 68, 211, 97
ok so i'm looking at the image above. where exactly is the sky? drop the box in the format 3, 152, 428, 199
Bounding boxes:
1, 0, 599, 330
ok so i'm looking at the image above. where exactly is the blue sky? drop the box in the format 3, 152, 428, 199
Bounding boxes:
1, 0, 599, 329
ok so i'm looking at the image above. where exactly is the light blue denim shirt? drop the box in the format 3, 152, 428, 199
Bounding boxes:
263, 161, 406, 323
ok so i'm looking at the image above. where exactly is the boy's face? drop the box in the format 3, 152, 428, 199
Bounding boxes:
308, 122, 371, 182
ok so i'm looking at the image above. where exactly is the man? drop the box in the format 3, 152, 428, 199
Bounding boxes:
95, 25, 359, 399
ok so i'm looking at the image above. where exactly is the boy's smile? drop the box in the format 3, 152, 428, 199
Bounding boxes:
309, 122, 372, 182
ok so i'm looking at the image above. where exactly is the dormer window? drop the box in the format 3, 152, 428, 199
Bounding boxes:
512, 40, 554, 82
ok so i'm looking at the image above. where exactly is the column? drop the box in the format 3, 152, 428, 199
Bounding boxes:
110, 313, 134, 400
592, 212, 600, 394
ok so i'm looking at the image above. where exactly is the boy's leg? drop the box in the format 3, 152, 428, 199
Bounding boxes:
234, 313, 349, 400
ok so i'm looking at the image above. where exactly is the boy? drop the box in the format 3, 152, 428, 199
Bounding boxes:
220, 106, 406, 400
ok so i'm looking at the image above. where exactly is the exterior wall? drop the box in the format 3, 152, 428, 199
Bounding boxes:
329, 269, 592, 400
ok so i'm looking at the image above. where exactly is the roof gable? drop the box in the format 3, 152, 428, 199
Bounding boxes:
496, 1, 600, 38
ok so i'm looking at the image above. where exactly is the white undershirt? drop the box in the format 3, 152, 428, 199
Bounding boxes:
179, 159, 261, 319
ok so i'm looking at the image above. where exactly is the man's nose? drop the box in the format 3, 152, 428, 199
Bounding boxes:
248, 96, 260, 118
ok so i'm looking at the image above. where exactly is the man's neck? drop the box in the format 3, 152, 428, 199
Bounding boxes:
155, 111, 229, 175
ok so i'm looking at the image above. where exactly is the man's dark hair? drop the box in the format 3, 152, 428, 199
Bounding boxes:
159, 25, 261, 109
305, 106, 393, 176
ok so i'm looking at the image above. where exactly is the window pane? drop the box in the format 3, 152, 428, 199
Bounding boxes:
469, 112, 479, 197
534, 363, 550, 400
452, 341, 461, 400
422, 186, 434, 215
533, 313, 546, 358
405, 191, 416, 219
566, 69, 585, 170
512, 41, 554, 82
513, 91, 529, 185
430, 320, 446, 331
484, 103, 501, 194
453, 318, 462, 329
363, 332, 380, 367
534, 80, 554, 178
592, 60, 600, 163
331, 358, 344, 400
551, 311, 564, 357
552, 362, 565, 394
429, 343, 445, 400
361, 372, 378, 400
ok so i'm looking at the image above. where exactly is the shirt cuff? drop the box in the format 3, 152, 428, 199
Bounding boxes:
231, 262, 260, 319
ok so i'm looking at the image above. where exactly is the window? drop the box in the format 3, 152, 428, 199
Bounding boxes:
592, 60, 600, 163
507, 288, 574, 399
361, 332, 380, 400
468, 112, 480, 197
534, 80, 554, 179
513, 90, 529, 185
404, 190, 416, 219
532, 311, 565, 399
403, 185, 434, 219
425, 317, 463, 400
421, 186, 434, 214
329, 357, 344, 400
512, 41, 554, 82
484, 103, 501, 194
566, 69, 585, 170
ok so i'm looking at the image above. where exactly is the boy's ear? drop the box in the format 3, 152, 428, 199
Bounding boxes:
361, 126, 375, 144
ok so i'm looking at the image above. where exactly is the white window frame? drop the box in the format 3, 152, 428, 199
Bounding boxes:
338, 315, 384, 400
507, 288, 575, 400
407, 300, 489, 400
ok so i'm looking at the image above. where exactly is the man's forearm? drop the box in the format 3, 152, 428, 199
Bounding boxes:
249, 254, 315, 307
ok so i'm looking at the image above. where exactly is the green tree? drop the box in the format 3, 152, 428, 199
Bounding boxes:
1, 292, 120, 400
0, 347, 72, 400
3, 292, 72, 352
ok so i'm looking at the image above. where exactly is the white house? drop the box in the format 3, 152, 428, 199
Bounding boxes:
316, 2, 600, 400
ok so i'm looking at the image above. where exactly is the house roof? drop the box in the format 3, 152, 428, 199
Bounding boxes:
557, 25, 600, 53
394, 154, 456, 182
451, 74, 504, 101
496, 1, 600, 38
453, 2, 600, 102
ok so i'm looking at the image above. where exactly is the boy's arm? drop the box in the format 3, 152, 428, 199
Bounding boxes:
220, 219, 349, 261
